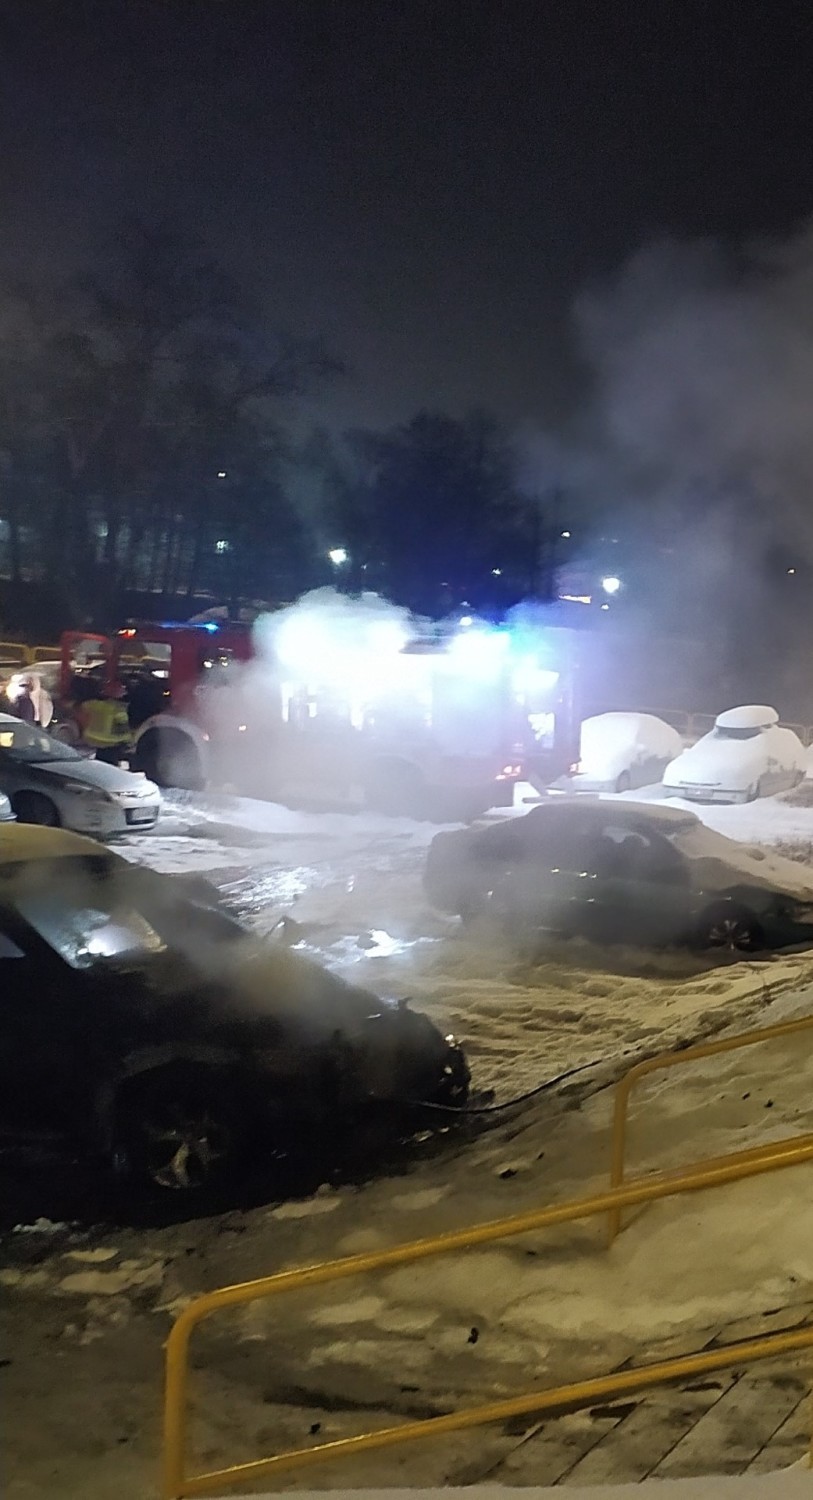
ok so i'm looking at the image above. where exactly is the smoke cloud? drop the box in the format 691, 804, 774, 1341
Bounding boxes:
575, 224, 813, 539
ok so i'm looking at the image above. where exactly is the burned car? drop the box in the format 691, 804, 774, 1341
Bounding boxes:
424, 798, 813, 953
0, 826, 468, 1190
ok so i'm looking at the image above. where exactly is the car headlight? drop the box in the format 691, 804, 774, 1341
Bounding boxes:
60, 780, 98, 797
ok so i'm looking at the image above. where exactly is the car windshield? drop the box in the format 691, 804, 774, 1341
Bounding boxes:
0, 722, 82, 763
2, 856, 240, 970
714, 726, 763, 741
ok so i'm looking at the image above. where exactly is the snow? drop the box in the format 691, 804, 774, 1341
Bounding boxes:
717, 705, 780, 730
290, 1476, 813, 1500
579, 712, 682, 779
8, 783, 813, 1495
110, 787, 813, 1101
244, 1478, 813, 1500
671, 819, 813, 900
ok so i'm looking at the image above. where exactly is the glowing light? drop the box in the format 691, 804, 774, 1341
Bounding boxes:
491, 567, 502, 576
217, 470, 227, 479
602, 576, 621, 595
214, 539, 229, 554
788, 567, 797, 575
559, 593, 592, 605
328, 547, 348, 566
459, 615, 473, 627
561, 530, 571, 538
601, 602, 610, 610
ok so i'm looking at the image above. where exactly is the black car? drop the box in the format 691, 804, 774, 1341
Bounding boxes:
424, 799, 813, 953
0, 826, 468, 1190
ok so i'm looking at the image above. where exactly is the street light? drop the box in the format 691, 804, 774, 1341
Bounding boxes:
601, 575, 621, 596
328, 547, 348, 567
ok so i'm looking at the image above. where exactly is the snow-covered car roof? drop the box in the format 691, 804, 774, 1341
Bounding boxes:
0, 824, 108, 865
580, 712, 682, 755
537, 796, 700, 829
715, 704, 779, 730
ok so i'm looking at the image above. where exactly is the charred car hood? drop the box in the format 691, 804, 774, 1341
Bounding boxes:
94, 936, 410, 1046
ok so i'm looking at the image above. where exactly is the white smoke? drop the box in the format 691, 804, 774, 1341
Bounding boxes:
575, 225, 813, 538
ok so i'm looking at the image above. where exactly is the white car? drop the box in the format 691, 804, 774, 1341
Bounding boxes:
663, 705, 806, 804
559, 712, 684, 795
0, 715, 161, 835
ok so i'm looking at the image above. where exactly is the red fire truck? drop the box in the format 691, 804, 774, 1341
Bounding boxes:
56, 615, 574, 816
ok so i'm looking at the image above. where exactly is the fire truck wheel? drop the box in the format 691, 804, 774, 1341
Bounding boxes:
136, 729, 204, 791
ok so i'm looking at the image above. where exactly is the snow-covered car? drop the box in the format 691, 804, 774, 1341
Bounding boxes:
0, 791, 13, 823
556, 712, 683, 795
0, 825, 469, 1189
663, 705, 805, 804
0, 715, 161, 835
424, 798, 813, 951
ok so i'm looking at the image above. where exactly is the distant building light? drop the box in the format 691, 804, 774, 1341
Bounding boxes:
561, 530, 571, 539
215, 539, 230, 554
328, 547, 348, 566
217, 470, 227, 479
491, 567, 502, 577
601, 575, 621, 595
788, 567, 797, 575
601, 602, 610, 611
559, 593, 592, 605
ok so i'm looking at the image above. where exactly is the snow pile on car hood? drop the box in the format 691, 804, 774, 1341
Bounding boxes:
665, 733, 769, 788
675, 821, 813, 901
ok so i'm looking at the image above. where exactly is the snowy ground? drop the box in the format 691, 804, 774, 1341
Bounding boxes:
116, 781, 813, 1098
6, 781, 813, 1497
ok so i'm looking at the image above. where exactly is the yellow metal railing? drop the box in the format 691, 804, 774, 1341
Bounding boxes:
608, 1011, 813, 1244
163, 1133, 813, 1498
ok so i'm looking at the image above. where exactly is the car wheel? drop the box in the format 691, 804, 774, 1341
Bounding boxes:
12, 790, 60, 827
115, 1075, 240, 1191
696, 903, 764, 954
615, 770, 632, 794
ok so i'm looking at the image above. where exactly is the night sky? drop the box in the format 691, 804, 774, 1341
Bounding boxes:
2, 0, 813, 431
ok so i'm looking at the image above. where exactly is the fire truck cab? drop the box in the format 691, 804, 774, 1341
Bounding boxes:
58, 622, 254, 787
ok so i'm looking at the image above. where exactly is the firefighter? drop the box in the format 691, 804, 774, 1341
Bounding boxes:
78, 682, 132, 765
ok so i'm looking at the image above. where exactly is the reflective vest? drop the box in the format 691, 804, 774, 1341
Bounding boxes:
81, 699, 131, 747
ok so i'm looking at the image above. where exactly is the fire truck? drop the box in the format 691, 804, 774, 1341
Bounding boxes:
56, 614, 575, 816
58, 622, 254, 789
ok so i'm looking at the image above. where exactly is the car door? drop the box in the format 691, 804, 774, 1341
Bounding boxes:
497, 806, 596, 932
0, 910, 93, 1137
578, 819, 694, 946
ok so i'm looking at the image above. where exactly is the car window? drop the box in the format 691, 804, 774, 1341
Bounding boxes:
714, 726, 762, 741
0, 722, 83, 764
588, 823, 685, 883
0, 855, 238, 972
14, 889, 166, 969
518, 808, 597, 872
0, 930, 25, 959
